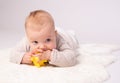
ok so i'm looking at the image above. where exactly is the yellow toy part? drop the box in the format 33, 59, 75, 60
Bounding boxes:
31, 56, 48, 67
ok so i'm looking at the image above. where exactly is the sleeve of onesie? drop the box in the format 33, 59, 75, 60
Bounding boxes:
49, 29, 79, 67
9, 37, 29, 64
49, 44, 78, 67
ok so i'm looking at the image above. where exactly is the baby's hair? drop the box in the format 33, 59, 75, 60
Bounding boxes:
25, 10, 54, 29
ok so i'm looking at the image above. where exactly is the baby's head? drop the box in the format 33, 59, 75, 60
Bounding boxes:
25, 10, 57, 51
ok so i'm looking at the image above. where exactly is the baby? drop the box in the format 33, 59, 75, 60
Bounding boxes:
10, 10, 79, 67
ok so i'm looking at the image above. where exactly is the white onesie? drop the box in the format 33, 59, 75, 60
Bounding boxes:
10, 28, 79, 67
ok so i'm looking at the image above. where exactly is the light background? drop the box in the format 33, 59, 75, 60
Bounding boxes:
0, 0, 120, 83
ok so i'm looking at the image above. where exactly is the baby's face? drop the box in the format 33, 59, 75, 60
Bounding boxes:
26, 26, 57, 51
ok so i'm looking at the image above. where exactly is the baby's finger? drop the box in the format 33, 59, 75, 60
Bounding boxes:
34, 53, 42, 57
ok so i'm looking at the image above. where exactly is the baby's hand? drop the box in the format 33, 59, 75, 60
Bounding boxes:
39, 50, 51, 61
33, 50, 51, 61
21, 52, 33, 64
21, 47, 43, 65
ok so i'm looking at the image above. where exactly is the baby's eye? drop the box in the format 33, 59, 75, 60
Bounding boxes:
46, 38, 51, 42
32, 41, 38, 45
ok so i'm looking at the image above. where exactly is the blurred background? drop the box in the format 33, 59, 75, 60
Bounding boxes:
0, 0, 120, 49
0, 0, 120, 83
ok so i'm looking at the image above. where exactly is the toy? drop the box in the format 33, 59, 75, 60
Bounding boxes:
30, 53, 48, 67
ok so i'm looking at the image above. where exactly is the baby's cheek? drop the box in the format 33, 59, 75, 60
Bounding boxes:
49, 43, 56, 50
53, 44, 57, 49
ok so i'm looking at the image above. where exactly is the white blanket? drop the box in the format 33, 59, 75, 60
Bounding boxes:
0, 43, 119, 83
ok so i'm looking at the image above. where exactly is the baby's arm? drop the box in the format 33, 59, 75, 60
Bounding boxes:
48, 29, 79, 67
10, 37, 30, 64
49, 48, 77, 67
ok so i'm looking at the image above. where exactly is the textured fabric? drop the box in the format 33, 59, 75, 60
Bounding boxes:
0, 43, 119, 83
10, 28, 79, 67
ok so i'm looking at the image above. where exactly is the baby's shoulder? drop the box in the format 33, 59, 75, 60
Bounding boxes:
56, 28, 79, 48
